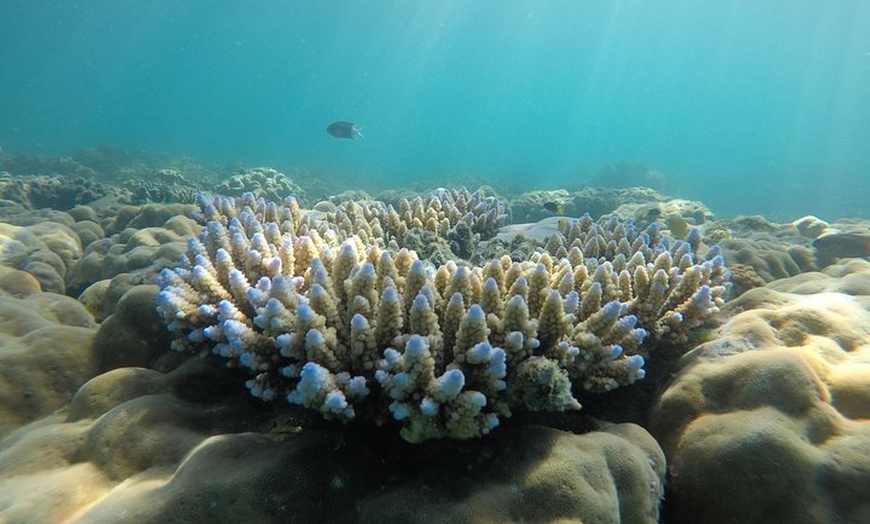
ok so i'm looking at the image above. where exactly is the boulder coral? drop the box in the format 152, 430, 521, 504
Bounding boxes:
0, 355, 666, 523
0, 218, 83, 293
157, 192, 729, 442
67, 212, 199, 302
649, 261, 870, 524
0, 273, 97, 437
324, 186, 510, 246
712, 215, 818, 282
214, 166, 307, 205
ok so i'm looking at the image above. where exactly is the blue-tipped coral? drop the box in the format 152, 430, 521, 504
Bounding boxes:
156, 193, 729, 442
323, 186, 510, 251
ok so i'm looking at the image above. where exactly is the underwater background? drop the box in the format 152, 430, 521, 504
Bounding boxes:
1, 0, 868, 218
3, 4, 870, 523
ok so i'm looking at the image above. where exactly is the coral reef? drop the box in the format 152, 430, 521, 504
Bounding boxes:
92, 285, 175, 371
810, 219, 870, 266
0, 145, 225, 185
791, 214, 870, 268
0, 275, 97, 436
538, 213, 731, 343
0, 350, 665, 523
5, 156, 866, 521
711, 215, 818, 282
0, 214, 83, 293
156, 193, 729, 442
509, 186, 666, 223
792, 214, 830, 239
123, 168, 203, 204
0, 153, 99, 180
0, 172, 128, 210
215, 167, 306, 204
0, 198, 202, 309
649, 261, 870, 523
765, 257, 870, 296
613, 198, 715, 238
66, 211, 197, 298
325, 186, 510, 250
508, 188, 573, 222
723, 263, 767, 297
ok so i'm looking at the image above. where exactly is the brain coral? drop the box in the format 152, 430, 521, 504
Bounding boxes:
157, 192, 729, 442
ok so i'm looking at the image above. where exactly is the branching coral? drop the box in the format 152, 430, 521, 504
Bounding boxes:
157, 193, 729, 442
322, 187, 510, 252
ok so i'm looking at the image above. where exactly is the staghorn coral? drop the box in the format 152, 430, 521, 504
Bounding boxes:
156, 193, 728, 442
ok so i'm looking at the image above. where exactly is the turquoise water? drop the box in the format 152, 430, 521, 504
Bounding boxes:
1, 1, 868, 218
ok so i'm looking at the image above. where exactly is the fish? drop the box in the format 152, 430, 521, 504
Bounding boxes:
543, 201, 565, 214
326, 121, 363, 139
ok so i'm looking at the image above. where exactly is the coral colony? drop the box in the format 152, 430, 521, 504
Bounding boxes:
156, 190, 729, 442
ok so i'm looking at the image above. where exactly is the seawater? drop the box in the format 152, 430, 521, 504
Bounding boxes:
0, 1, 868, 219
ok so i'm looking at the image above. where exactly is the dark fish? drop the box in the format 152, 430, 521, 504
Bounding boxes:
326, 121, 363, 139
543, 201, 565, 214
